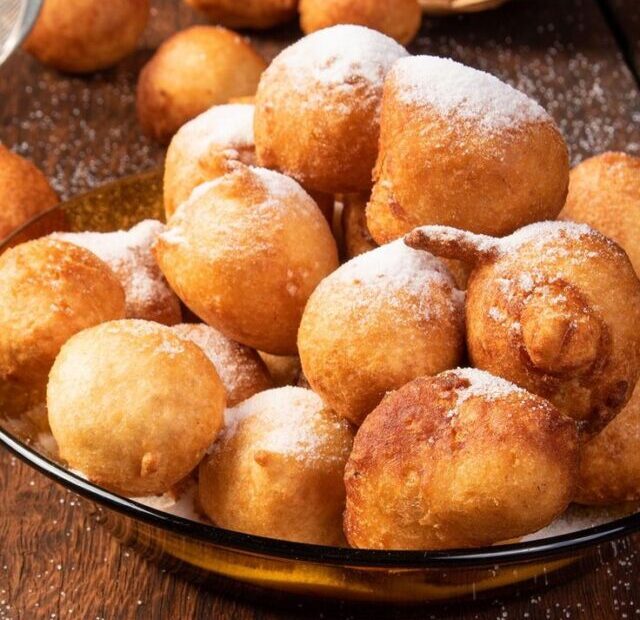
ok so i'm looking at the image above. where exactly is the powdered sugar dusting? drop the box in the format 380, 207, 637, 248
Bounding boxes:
392, 55, 551, 133
212, 387, 349, 463
267, 25, 407, 110
446, 368, 528, 417
330, 240, 462, 320
172, 323, 270, 406
172, 104, 254, 156
498, 220, 599, 253
53, 220, 180, 323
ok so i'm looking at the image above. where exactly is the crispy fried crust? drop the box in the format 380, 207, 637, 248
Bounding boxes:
24, 0, 149, 73
48, 320, 225, 496
299, 0, 422, 45
137, 27, 266, 143
0, 239, 125, 416
199, 387, 354, 545
366, 63, 569, 243
155, 166, 339, 355
0, 146, 58, 241
344, 371, 578, 549
560, 152, 640, 276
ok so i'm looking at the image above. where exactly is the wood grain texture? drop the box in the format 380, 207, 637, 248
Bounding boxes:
1, 0, 640, 618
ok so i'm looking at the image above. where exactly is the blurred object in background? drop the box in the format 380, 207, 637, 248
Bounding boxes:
419, 0, 509, 14
0, 0, 41, 67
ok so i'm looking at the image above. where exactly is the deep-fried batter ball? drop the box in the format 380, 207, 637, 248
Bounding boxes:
344, 369, 578, 549
155, 166, 339, 355
164, 104, 256, 219
52, 220, 182, 326
406, 221, 640, 436
0, 239, 125, 416
341, 193, 377, 259
172, 323, 272, 406
0, 145, 58, 241
258, 352, 302, 387
576, 383, 640, 505
255, 25, 408, 194
185, 0, 298, 29
137, 27, 266, 143
298, 240, 464, 426
23, 0, 150, 73
48, 320, 225, 496
199, 387, 354, 544
560, 152, 640, 275
300, 0, 422, 45
367, 56, 569, 243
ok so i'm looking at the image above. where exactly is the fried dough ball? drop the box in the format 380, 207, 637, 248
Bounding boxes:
155, 166, 339, 355
258, 352, 302, 387
23, 0, 150, 73
560, 152, 640, 276
254, 25, 408, 194
344, 369, 578, 550
0, 239, 125, 417
199, 387, 354, 544
298, 240, 464, 426
367, 56, 569, 244
137, 27, 266, 143
164, 104, 256, 219
576, 383, 640, 505
163, 104, 334, 222
406, 221, 640, 436
48, 320, 225, 496
300, 0, 421, 45
185, 0, 298, 29
0, 146, 58, 240
52, 220, 181, 326
172, 323, 272, 406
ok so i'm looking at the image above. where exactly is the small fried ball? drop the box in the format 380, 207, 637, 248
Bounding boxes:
23, 0, 150, 73
406, 221, 640, 436
298, 240, 464, 426
52, 220, 182, 326
47, 320, 225, 496
560, 152, 640, 276
137, 26, 266, 143
199, 387, 354, 545
155, 166, 339, 355
255, 25, 408, 194
0, 239, 125, 416
300, 0, 422, 45
367, 56, 569, 243
344, 369, 578, 549
0, 146, 58, 240
185, 0, 298, 29
164, 104, 256, 219
576, 383, 640, 505
172, 323, 272, 406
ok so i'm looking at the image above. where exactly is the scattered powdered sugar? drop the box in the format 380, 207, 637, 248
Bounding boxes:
269, 25, 407, 104
212, 387, 342, 462
446, 367, 528, 417
331, 240, 462, 320
497, 220, 598, 253
132, 478, 204, 523
52, 220, 180, 322
172, 104, 254, 157
172, 324, 266, 404
247, 165, 310, 203
392, 55, 551, 133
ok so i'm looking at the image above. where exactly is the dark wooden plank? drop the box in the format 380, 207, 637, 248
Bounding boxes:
605, 0, 640, 81
1, 0, 640, 618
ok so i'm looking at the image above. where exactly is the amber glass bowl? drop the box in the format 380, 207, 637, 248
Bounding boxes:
1, 171, 639, 604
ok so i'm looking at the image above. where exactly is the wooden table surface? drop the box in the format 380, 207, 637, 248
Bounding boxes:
1, 0, 640, 617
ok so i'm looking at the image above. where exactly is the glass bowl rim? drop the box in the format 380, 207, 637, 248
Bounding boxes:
3, 425, 640, 569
